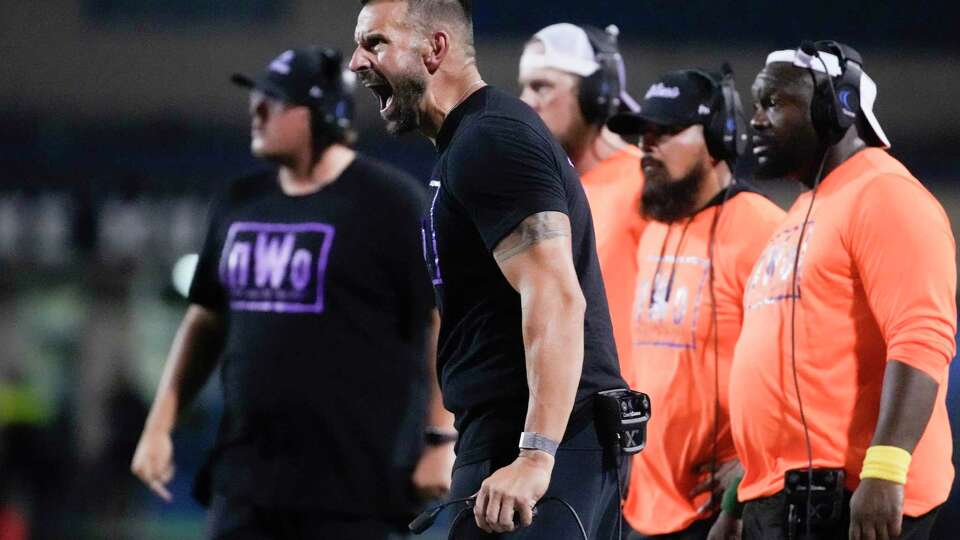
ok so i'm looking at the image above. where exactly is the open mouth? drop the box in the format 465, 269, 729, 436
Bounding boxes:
366, 81, 395, 113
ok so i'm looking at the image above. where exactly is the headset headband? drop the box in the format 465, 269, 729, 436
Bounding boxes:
765, 48, 890, 148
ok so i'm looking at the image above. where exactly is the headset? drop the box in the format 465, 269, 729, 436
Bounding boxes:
788, 39, 861, 537
579, 25, 625, 125
304, 47, 356, 147
803, 40, 865, 145
688, 65, 749, 165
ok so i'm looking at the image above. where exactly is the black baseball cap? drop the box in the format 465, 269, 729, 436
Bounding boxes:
231, 47, 345, 109
607, 69, 718, 135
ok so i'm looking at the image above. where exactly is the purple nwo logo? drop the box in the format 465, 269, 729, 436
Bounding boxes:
219, 222, 335, 313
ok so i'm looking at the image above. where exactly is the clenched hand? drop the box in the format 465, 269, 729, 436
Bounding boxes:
473, 450, 553, 533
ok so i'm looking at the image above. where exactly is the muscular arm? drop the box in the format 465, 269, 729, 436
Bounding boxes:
493, 210, 584, 446
474, 210, 584, 533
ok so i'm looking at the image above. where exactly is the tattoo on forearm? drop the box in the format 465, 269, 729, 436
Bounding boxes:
493, 211, 570, 263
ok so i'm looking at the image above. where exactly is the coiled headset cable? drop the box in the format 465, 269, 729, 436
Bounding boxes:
410, 495, 588, 540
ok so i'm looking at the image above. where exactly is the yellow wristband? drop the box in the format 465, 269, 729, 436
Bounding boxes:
860, 445, 911, 485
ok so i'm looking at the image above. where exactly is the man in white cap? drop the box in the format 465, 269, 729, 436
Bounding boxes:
726, 41, 955, 540
519, 24, 646, 384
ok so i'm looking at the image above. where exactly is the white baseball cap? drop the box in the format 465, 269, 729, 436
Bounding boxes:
520, 23, 640, 113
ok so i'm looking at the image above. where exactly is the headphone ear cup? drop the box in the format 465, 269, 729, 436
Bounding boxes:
578, 70, 604, 125
809, 76, 832, 142
835, 84, 860, 120
578, 25, 623, 126
577, 55, 620, 125
807, 43, 863, 145
833, 62, 862, 132
719, 75, 747, 161
705, 103, 726, 160
816, 39, 865, 127
600, 53, 622, 120
306, 48, 354, 148
697, 67, 746, 163
688, 69, 726, 161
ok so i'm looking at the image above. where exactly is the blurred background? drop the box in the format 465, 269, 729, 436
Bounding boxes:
0, 1, 957, 538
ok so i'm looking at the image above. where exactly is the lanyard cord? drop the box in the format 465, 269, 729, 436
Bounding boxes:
648, 216, 695, 308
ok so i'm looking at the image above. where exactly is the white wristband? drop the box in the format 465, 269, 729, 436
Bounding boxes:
518, 431, 559, 456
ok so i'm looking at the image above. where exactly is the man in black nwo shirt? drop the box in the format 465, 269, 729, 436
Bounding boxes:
351, 2, 629, 538
130, 47, 457, 539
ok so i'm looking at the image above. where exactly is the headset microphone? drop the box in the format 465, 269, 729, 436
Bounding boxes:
798, 40, 819, 60
801, 41, 842, 126
408, 508, 441, 534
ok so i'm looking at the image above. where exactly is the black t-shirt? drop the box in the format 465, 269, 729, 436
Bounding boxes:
189, 155, 433, 518
422, 86, 626, 467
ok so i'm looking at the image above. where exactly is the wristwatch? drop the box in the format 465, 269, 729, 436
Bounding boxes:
424, 426, 458, 446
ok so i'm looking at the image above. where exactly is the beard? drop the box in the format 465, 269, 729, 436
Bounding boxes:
359, 64, 427, 136
753, 127, 820, 181
753, 144, 801, 180
384, 71, 426, 135
640, 157, 705, 223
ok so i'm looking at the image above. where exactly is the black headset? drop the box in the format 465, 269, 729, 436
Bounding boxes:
803, 40, 864, 145
688, 65, 749, 164
305, 47, 355, 146
579, 25, 624, 125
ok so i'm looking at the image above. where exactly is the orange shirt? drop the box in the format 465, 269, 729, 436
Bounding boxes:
730, 149, 957, 516
581, 146, 646, 385
624, 189, 784, 534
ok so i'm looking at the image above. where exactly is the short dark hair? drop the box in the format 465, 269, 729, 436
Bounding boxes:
360, 0, 475, 57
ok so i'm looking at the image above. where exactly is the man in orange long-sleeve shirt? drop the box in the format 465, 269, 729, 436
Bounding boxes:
518, 23, 646, 382
728, 41, 956, 540
608, 69, 784, 539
